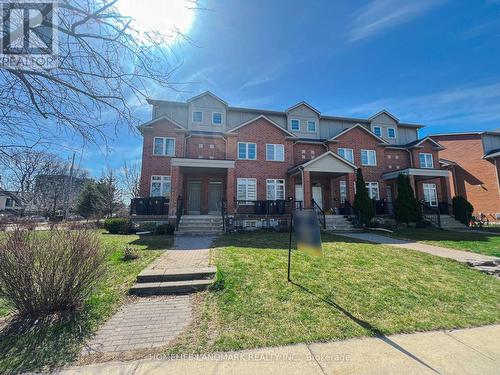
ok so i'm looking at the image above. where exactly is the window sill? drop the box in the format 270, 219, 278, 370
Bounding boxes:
152, 154, 175, 157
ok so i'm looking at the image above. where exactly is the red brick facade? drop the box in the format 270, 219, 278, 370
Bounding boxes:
432, 134, 500, 221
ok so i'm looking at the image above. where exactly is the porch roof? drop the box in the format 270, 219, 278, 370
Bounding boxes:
382, 167, 449, 180
171, 158, 235, 168
288, 151, 357, 176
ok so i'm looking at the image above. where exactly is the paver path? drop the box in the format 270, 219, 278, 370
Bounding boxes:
83, 235, 215, 356
65, 324, 500, 374
339, 232, 499, 263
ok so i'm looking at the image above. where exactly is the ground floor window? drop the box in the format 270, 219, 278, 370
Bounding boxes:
237, 178, 257, 201
339, 180, 347, 203
266, 179, 285, 200
365, 182, 380, 200
150, 175, 171, 197
423, 183, 438, 206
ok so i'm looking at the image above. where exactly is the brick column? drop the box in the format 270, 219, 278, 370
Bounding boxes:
169, 166, 181, 218
226, 168, 235, 215
303, 170, 312, 208
441, 175, 452, 205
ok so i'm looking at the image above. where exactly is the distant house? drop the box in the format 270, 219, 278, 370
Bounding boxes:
431, 130, 500, 222
0, 190, 23, 213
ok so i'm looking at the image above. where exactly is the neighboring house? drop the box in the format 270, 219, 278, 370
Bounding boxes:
431, 131, 500, 222
137, 91, 451, 226
0, 190, 23, 213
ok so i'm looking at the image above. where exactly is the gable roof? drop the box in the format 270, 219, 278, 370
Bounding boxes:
405, 136, 444, 149
368, 110, 400, 123
302, 151, 357, 169
137, 115, 187, 132
483, 148, 500, 159
227, 115, 296, 137
328, 123, 389, 144
286, 101, 321, 116
187, 91, 228, 107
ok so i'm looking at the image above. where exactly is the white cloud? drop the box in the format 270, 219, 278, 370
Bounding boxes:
347, 0, 445, 42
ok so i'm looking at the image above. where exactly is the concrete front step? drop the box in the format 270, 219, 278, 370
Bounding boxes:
137, 267, 217, 283
130, 279, 214, 296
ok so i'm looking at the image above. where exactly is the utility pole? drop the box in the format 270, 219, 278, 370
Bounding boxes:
64, 153, 76, 220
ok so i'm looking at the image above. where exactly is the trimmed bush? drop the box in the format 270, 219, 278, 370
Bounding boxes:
353, 168, 375, 226
0, 227, 106, 318
394, 174, 422, 223
452, 196, 474, 226
103, 217, 129, 234
155, 223, 175, 235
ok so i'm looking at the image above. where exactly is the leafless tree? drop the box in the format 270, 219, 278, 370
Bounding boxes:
120, 159, 141, 201
0, 0, 200, 153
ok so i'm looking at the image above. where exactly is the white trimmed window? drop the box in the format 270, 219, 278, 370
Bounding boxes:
153, 137, 175, 156
365, 182, 380, 200
419, 153, 434, 168
338, 148, 354, 163
150, 175, 171, 197
387, 127, 396, 139
339, 180, 347, 204
212, 112, 222, 125
192, 111, 203, 123
423, 183, 438, 206
373, 126, 382, 137
307, 120, 317, 132
237, 178, 257, 201
290, 119, 300, 131
238, 142, 257, 160
266, 179, 285, 200
266, 144, 284, 161
361, 149, 377, 166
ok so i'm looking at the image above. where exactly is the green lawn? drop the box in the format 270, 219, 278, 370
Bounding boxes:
388, 228, 500, 257
166, 232, 500, 354
0, 231, 171, 374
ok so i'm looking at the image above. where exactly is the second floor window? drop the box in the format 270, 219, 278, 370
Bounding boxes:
307, 120, 317, 132
290, 119, 300, 131
237, 178, 257, 201
419, 153, 434, 168
5, 198, 14, 207
266, 144, 284, 161
338, 148, 354, 163
153, 137, 175, 156
238, 142, 257, 160
365, 182, 380, 200
192, 111, 203, 123
267, 179, 285, 200
387, 127, 396, 138
373, 127, 382, 137
151, 175, 171, 197
212, 112, 222, 125
361, 149, 377, 166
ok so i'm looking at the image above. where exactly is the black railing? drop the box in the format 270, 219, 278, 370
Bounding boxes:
221, 198, 227, 232
176, 196, 183, 230
311, 199, 326, 229
235, 200, 291, 215
420, 200, 441, 228
438, 202, 452, 215
130, 197, 169, 216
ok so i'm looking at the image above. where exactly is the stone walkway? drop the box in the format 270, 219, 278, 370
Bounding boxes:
82, 235, 215, 356
338, 232, 499, 263
65, 324, 500, 374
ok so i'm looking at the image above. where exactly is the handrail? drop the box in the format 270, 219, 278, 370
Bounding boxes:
175, 195, 183, 230
221, 198, 227, 232
311, 198, 326, 229
420, 200, 441, 228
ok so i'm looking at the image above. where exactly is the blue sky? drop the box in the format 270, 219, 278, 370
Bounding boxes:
78, 0, 500, 177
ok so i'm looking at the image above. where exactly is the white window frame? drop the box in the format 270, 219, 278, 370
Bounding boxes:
238, 142, 257, 160
266, 144, 285, 161
423, 183, 438, 207
150, 175, 171, 197
307, 120, 317, 133
153, 137, 176, 156
212, 112, 222, 125
338, 148, 354, 163
266, 179, 285, 200
361, 149, 377, 166
237, 178, 257, 202
192, 111, 203, 123
290, 119, 300, 131
365, 182, 380, 200
419, 153, 434, 169
339, 180, 347, 204
387, 127, 396, 139
373, 126, 382, 137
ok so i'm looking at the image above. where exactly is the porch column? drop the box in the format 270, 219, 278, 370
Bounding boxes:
226, 167, 235, 215
346, 172, 356, 203
409, 175, 418, 198
169, 166, 181, 218
330, 177, 336, 209
440, 175, 452, 205
303, 170, 312, 208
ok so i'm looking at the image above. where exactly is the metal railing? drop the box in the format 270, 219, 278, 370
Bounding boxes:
235, 200, 292, 215
221, 198, 227, 232
311, 199, 326, 229
176, 196, 183, 230
420, 200, 441, 228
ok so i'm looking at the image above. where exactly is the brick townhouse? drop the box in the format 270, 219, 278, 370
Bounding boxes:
431, 131, 500, 222
136, 91, 452, 230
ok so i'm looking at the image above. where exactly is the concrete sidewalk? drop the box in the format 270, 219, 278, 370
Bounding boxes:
61, 324, 500, 374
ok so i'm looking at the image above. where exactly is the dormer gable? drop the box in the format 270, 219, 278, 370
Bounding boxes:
187, 91, 228, 107
227, 115, 296, 137
187, 91, 228, 132
328, 123, 388, 144
369, 110, 400, 144
286, 102, 320, 139
286, 101, 321, 116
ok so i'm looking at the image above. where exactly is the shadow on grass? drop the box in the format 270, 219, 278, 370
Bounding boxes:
0, 312, 94, 374
291, 281, 440, 374
129, 234, 173, 250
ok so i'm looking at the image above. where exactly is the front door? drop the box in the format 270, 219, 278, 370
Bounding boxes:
312, 185, 323, 210
208, 181, 223, 214
187, 181, 202, 214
